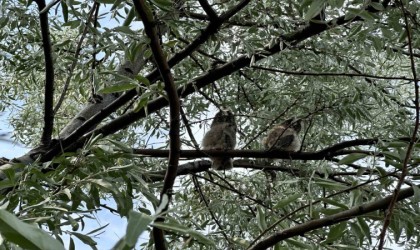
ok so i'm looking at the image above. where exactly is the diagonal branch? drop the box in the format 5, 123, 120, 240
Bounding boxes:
248, 184, 417, 250
192, 175, 231, 245
180, 106, 200, 149
53, 2, 99, 114
198, 0, 218, 20
132, 1, 180, 248
34, 0, 55, 147
378, 1, 420, 248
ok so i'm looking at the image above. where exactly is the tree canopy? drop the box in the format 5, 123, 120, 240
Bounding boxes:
0, 0, 419, 249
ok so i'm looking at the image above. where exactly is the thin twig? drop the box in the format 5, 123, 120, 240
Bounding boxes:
248, 183, 416, 250
192, 175, 231, 245
252, 65, 415, 81
54, 2, 99, 114
180, 105, 200, 149
247, 169, 403, 249
242, 99, 300, 149
90, 3, 100, 95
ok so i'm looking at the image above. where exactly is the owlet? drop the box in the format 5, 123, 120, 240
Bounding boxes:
263, 118, 302, 152
202, 109, 237, 170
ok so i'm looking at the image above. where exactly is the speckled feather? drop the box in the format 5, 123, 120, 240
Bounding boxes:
202, 109, 237, 170
263, 118, 302, 152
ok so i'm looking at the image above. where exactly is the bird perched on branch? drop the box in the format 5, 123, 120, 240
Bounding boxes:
202, 108, 237, 170
263, 118, 302, 152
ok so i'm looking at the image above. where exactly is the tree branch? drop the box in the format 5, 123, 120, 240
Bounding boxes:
252, 65, 415, 81
53, 2, 99, 114
192, 175, 231, 245
198, 0, 218, 21
131, 138, 383, 160
34, 0, 55, 147
248, 184, 417, 250
132, 0, 180, 248
378, 1, 420, 248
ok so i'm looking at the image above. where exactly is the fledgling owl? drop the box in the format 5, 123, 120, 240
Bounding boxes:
263, 118, 302, 152
202, 109, 237, 170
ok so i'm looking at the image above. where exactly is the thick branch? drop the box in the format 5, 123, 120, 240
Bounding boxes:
132, 0, 180, 248
248, 184, 416, 250
132, 137, 393, 160
35, 0, 55, 146
198, 0, 218, 20
131, 147, 376, 160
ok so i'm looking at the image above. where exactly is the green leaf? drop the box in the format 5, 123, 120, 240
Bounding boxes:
0, 209, 65, 250
357, 217, 372, 244
358, 10, 376, 22
150, 0, 172, 11
388, 141, 408, 147
125, 211, 154, 248
313, 178, 347, 190
348, 23, 363, 38
319, 198, 348, 209
135, 75, 150, 86
114, 26, 136, 35
273, 193, 301, 209
69, 237, 75, 250
133, 92, 151, 113
369, 2, 384, 11
0, 16, 9, 30
338, 153, 368, 165
63, 20, 81, 28
98, 83, 138, 94
70, 232, 97, 248
61, 1, 68, 23
256, 206, 267, 231
187, 230, 215, 246
107, 139, 133, 153
324, 222, 346, 243
304, 0, 325, 21
152, 221, 214, 246
88, 179, 114, 190
123, 7, 136, 26
285, 238, 312, 249
350, 222, 364, 246
412, 185, 420, 203
231, 237, 249, 247
86, 224, 110, 236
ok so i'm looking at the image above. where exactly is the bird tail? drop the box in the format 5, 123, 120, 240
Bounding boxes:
210, 157, 233, 170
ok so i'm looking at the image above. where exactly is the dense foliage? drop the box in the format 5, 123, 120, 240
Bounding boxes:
0, 0, 419, 249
